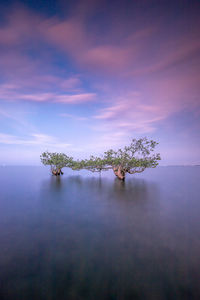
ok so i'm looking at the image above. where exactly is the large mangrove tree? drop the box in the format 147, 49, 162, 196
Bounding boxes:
40, 137, 161, 180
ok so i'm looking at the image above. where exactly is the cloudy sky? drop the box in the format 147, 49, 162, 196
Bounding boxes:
0, 0, 199, 165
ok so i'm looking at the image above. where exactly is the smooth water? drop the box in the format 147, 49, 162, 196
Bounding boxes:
0, 166, 200, 300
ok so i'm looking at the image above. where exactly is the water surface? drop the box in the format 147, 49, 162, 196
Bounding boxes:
0, 166, 200, 299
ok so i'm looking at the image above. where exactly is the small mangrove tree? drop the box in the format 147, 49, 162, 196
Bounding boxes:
40, 151, 73, 175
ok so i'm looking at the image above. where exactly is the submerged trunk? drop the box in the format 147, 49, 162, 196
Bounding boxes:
52, 168, 64, 176
113, 166, 126, 180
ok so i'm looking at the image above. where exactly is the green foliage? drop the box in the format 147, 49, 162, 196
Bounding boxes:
40, 137, 161, 178
71, 156, 109, 173
103, 137, 161, 174
40, 151, 73, 173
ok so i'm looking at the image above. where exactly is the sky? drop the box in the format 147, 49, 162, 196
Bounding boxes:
0, 0, 200, 165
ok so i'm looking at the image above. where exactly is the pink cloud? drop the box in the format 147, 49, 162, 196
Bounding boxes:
42, 18, 87, 52
93, 93, 166, 136
60, 113, 88, 121
0, 49, 82, 92
128, 32, 200, 77
0, 4, 200, 78
1, 4, 199, 81
92, 60, 200, 141
80, 46, 133, 71
0, 3, 199, 126
54, 93, 96, 104
0, 6, 146, 73
0, 6, 41, 46
40, 19, 145, 73
60, 77, 81, 90
0, 83, 96, 104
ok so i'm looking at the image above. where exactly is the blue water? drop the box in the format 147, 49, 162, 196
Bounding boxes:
0, 166, 200, 300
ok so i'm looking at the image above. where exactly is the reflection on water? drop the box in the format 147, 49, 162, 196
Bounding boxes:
42, 174, 157, 202
0, 166, 200, 299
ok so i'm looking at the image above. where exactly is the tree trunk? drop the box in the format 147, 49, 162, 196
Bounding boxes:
113, 166, 126, 180
52, 168, 63, 176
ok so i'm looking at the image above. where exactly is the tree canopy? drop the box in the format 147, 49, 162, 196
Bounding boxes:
40, 137, 161, 179
40, 151, 73, 175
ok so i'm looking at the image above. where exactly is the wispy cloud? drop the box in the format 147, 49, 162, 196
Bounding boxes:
0, 106, 37, 132
54, 93, 96, 104
0, 3, 200, 78
93, 93, 166, 134
0, 132, 71, 148
0, 83, 96, 104
60, 113, 88, 121
90, 72, 200, 149
0, 5, 186, 77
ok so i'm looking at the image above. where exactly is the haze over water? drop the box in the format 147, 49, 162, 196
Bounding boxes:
0, 166, 200, 299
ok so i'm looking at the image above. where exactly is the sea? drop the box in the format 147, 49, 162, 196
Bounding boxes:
0, 166, 200, 300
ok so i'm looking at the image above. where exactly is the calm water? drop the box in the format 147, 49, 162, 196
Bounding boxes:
0, 166, 200, 300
